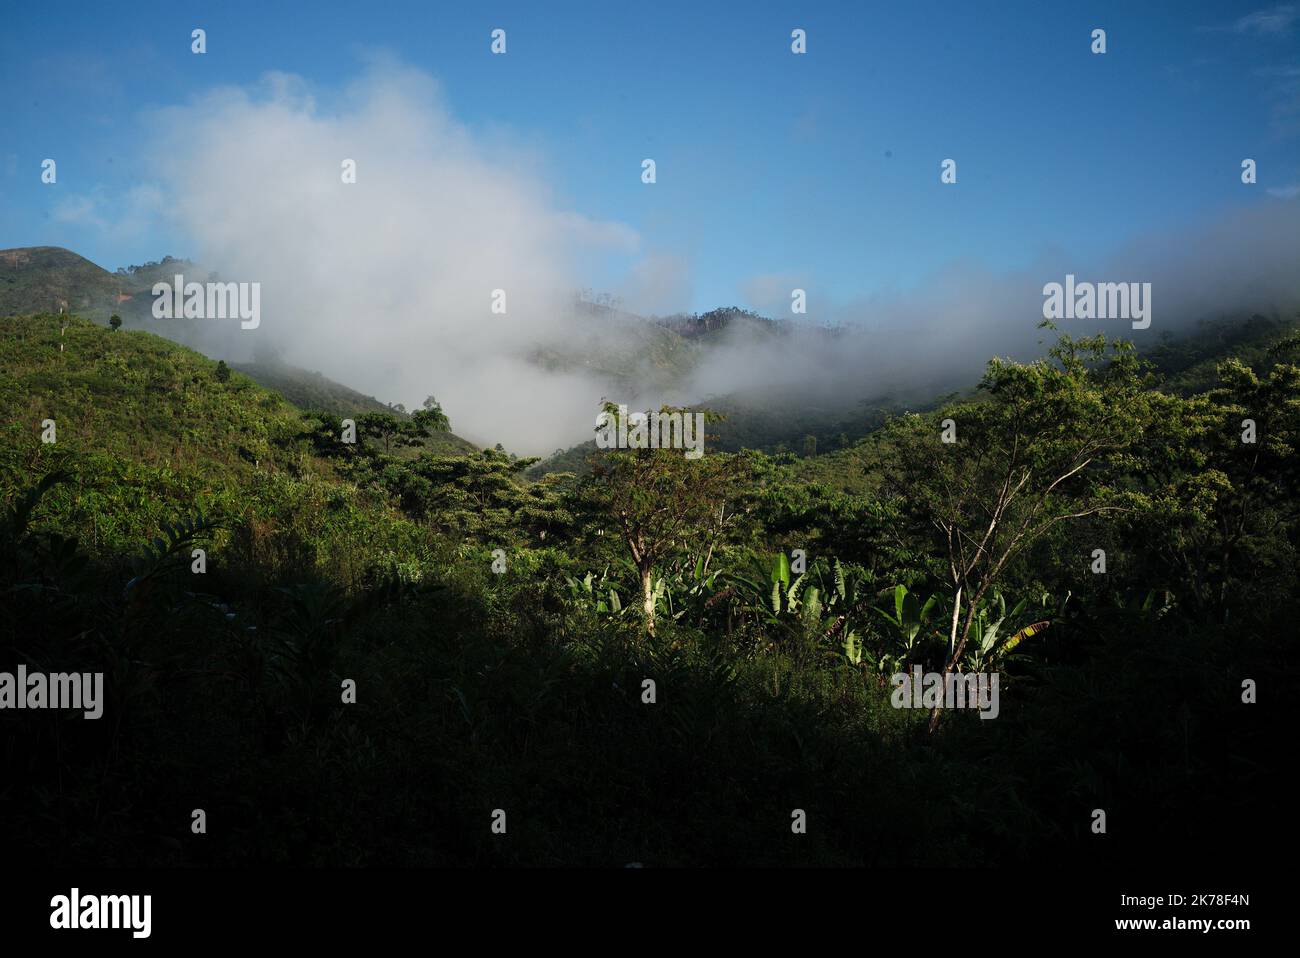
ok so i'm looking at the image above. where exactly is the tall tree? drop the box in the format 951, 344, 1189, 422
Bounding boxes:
883, 332, 1150, 730
357, 411, 405, 456
581, 403, 741, 637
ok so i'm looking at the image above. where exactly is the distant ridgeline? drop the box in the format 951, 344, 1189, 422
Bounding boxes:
5, 246, 1297, 468
0, 245, 253, 337
0, 247, 479, 448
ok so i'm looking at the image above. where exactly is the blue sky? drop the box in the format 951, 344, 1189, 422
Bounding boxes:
2, 0, 1297, 314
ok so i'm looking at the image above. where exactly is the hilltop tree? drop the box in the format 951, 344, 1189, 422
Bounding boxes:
109, 314, 122, 332
410, 403, 450, 438
215, 360, 231, 382
410, 396, 451, 440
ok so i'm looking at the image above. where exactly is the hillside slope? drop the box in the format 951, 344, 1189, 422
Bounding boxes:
0, 312, 423, 570
0, 247, 133, 320
785, 309, 1300, 498
531, 309, 1300, 483
0, 247, 479, 452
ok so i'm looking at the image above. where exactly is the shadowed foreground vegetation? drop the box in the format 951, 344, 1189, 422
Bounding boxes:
0, 312, 1291, 866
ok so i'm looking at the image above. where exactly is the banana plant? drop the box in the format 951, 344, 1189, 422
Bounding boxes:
872, 584, 942, 664
961, 588, 1058, 671
564, 567, 629, 617
822, 558, 868, 666
767, 551, 809, 616
567, 555, 727, 623
659, 554, 725, 623
726, 552, 802, 625
730, 554, 870, 658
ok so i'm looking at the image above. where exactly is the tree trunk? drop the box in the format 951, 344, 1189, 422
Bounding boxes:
929, 597, 979, 733
947, 585, 962, 658
640, 565, 655, 637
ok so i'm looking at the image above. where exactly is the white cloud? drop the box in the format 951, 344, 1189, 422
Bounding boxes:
139, 59, 652, 453
51, 185, 166, 241
740, 272, 812, 317
52, 194, 107, 230
1234, 5, 1298, 35
614, 251, 693, 317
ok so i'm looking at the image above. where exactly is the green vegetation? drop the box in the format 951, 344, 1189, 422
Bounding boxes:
0, 309, 1291, 867
230, 360, 478, 457
0, 248, 481, 454
0, 247, 137, 321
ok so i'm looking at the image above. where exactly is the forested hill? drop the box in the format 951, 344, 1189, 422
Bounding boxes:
0, 246, 138, 320
0, 247, 480, 452
530, 310, 1300, 477
6, 245, 1297, 470
0, 313, 491, 563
